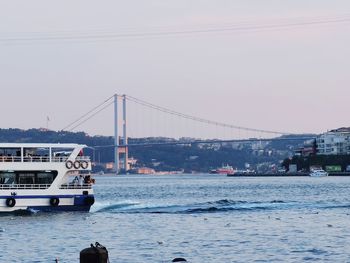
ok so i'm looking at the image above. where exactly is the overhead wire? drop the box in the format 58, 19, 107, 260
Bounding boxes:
1, 14, 350, 43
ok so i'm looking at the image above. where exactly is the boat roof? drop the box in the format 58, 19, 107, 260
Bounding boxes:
0, 143, 87, 148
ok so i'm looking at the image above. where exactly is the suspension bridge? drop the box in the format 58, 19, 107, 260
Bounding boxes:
62, 94, 315, 173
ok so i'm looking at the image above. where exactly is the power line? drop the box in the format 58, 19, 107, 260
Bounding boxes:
1, 15, 350, 43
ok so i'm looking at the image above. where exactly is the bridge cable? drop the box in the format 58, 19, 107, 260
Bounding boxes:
125, 95, 292, 136
62, 95, 114, 131
66, 100, 114, 132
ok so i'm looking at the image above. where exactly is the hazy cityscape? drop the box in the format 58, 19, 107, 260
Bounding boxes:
1, 1, 350, 262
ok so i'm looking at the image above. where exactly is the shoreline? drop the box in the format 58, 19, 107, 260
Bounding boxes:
228, 172, 350, 177
93, 172, 350, 177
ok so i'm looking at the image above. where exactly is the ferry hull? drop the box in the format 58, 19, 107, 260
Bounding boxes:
27, 205, 91, 212
0, 195, 94, 213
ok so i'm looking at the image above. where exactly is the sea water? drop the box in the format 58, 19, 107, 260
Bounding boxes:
1, 174, 350, 262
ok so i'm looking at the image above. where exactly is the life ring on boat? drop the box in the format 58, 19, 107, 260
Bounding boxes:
84, 196, 95, 206
6, 197, 16, 207
50, 197, 60, 207
65, 160, 74, 169
73, 161, 81, 169
80, 161, 89, 169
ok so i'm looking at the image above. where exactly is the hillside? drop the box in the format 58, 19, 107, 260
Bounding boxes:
0, 128, 312, 172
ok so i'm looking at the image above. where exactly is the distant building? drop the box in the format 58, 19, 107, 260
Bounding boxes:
316, 127, 350, 155
105, 162, 114, 170
295, 145, 316, 157
137, 167, 155, 174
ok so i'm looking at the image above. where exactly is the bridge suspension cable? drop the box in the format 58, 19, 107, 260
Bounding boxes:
62, 95, 114, 131
125, 95, 293, 136
61, 93, 300, 138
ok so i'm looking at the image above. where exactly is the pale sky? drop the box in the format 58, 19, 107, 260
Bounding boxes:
0, 1, 349, 138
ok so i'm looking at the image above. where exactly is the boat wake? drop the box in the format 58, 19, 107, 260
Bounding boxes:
90, 201, 141, 213
92, 199, 350, 214
92, 199, 299, 214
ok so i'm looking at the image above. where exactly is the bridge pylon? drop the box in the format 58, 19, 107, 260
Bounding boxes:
114, 94, 129, 174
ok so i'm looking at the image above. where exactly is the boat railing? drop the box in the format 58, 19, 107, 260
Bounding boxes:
76, 156, 91, 162
0, 156, 22, 162
0, 156, 90, 163
51, 157, 69, 162
60, 183, 92, 189
0, 184, 51, 190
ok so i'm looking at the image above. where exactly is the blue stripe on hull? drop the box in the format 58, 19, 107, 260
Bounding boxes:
28, 205, 91, 212
0, 195, 83, 199
0, 195, 94, 213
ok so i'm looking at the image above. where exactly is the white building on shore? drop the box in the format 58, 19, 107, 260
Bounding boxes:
317, 127, 350, 155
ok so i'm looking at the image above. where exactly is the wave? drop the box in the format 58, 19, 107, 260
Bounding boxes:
93, 199, 297, 214
90, 201, 141, 213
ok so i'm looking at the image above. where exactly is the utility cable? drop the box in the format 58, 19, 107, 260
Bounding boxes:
1, 15, 350, 43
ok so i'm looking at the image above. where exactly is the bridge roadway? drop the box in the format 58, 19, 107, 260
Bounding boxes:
92, 136, 316, 148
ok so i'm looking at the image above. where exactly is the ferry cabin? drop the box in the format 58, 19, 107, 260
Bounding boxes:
0, 143, 94, 212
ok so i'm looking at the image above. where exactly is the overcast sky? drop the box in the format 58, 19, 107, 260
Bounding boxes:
0, 1, 349, 138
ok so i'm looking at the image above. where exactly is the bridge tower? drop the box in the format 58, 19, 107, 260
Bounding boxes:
114, 94, 129, 174
114, 94, 119, 173
122, 94, 128, 172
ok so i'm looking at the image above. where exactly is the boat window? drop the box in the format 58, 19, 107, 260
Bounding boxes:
24, 148, 50, 162
0, 171, 58, 185
18, 173, 35, 184
37, 172, 55, 184
0, 148, 21, 162
0, 172, 16, 184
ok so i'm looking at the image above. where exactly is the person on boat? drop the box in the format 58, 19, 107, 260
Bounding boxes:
78, 175, 84, 186
84, 175, 91, 184
72, 176, 79, 185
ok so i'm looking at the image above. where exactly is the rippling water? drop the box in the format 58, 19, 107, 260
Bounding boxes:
1, 174, 350, 262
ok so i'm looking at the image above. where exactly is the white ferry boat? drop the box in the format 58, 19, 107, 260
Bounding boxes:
0, 143, 95, 213
309, 169, 328, 177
